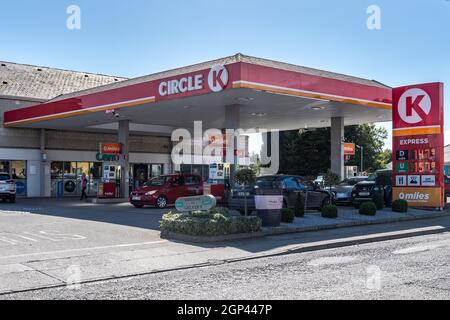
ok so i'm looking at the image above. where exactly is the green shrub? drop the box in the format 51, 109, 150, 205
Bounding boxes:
372, 192, 384, 210
392, 199, 408, 213
209, 206, 230, 216
359, 201, 377, 216
294, 193, 305, 217
160, 211, 262, 236
321, 205, 338, 218
281, 208, 295, 223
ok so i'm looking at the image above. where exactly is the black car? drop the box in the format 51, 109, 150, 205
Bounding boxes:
228, 175, 333, 214
351, 169, 393, 207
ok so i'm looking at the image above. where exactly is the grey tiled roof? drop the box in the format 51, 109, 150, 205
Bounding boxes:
0, 61, 127, 100
50, 53, 391, 102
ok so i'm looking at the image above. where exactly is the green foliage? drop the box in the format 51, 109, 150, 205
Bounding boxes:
235, 168, 256, 185
359, 201, 377, 216
160, 211, 262, 236
392, 199, 408, 213
372, 192, 384, 210
321, 205, 338, 218
294, 193, 305, 217
345, 124, 389, 172
278, 124, 389, 176
281, 208, 295, 223
278, 128, 330, 176
190, 207, 230, 219
323, 169, 340, 188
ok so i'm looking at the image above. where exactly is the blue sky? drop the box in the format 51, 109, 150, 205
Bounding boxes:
1, 0, 450, 151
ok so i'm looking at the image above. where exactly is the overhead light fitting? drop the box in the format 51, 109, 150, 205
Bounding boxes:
251, 112, 267, 117
237, 97, 255, 102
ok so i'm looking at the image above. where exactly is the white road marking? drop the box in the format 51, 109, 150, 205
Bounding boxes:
308, 256, 357, 266
393, 240, 450, 255
0, 240, 168, 260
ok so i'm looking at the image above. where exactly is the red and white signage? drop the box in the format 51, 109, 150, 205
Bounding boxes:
392, 82, 444, 209
101, 143, 122, 154
344, 143, 355, 156
157, 65, 229, 98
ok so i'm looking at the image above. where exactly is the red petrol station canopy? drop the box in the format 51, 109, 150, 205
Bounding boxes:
3, 54, 392, 131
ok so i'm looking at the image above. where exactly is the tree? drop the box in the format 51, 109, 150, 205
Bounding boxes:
235, 168, 256, 216
278, 124, 389, 176
278, 128, 330, 176
323, 169, 340, 191
344, 124, 388, 173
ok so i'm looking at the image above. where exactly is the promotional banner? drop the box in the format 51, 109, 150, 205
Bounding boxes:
392, 82, 444, 209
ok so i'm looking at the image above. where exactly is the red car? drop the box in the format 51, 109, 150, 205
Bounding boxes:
130, 174, 203, 208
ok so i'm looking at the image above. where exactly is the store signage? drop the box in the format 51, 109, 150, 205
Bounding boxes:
158, 65, 229, 97
395, 162, 409, 173
101, 143, 122, 154
175, 195, 216, 212
96, 153, 129, 162
392, 82, 444, 209
343, 143, 355, 156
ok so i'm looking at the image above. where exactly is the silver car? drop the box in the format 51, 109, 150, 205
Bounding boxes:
0, 173, 16, 203
331, 176, 368, 205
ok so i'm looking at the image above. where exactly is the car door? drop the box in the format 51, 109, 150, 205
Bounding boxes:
304, 181, 321, 208
167, 176, 185, 204
281, 177, 300, 208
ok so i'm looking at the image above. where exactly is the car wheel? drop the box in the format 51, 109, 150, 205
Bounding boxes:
156, 196, 167, 209
133, 204, 144, 208
319, 196, 331, 211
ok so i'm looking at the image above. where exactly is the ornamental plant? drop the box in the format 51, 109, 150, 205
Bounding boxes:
234, 168, 257, 216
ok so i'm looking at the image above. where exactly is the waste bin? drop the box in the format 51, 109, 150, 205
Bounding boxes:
255, 188, 283, 227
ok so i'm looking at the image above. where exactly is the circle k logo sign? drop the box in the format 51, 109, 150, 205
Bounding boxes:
208, 65, 228, 92
397, 88, 431, 124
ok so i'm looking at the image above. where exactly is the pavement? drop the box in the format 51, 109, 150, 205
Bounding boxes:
0, 198, 449, 296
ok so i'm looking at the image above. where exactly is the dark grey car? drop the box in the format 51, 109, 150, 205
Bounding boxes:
228, 175, 333, 214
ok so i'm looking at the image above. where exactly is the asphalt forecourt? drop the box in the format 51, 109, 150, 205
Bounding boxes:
0, 198, 449, 295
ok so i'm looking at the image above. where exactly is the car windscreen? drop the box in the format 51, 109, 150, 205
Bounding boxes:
256, 177, 282, 189
0, 174, 10, 181
145, 176, 172, 186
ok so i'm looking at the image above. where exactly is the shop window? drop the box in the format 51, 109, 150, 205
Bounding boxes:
11, 161, 26, 179
0, 161, 10, 173
151, 164, 163, 178
186, 175, 201, 186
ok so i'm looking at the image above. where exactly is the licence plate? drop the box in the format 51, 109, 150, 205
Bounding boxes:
336, 193, 347, 198
132, 196, 141, 201
238, 192, 250, 197
359, 192, 370, 196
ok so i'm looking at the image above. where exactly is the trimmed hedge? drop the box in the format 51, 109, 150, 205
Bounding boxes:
359, 201, 377, 216
392, 199, 408, 213
160, 209, 262, 236
321, 204, 338, 219
281, 208, 295, 223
